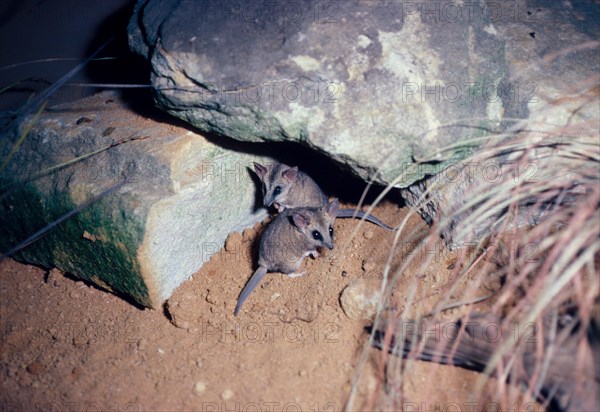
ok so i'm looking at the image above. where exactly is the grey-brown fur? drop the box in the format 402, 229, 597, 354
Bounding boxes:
253, 162, 327, 211
253, 162, 395, 230
234, 199, 339, 315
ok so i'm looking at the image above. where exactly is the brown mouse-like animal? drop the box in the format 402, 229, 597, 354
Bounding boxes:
234, 198, 339, 316
253, 162, 395, 230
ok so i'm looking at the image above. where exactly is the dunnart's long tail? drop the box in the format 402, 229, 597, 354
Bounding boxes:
336, 208, 395, 230
234, 266, 268, 316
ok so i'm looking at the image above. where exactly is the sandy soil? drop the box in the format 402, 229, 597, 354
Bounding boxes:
0, 200, 530, 411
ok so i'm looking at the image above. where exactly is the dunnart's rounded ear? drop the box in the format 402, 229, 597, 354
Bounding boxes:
253, 162, 267, 179
326, 198, 340, 217
292, 211, 310, 229
282, 166, 298, 182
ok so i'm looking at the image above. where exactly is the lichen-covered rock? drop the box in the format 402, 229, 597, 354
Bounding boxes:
400, 3, 600, 244
0, 92, 270, 308
128, 0, 507, 187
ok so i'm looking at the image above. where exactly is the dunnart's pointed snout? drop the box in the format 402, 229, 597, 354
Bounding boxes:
324, 242, 334, 250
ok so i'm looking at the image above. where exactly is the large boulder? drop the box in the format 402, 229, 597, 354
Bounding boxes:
128, 0, 508, 187
400, 1, 600, 243
0, 92, 269, 308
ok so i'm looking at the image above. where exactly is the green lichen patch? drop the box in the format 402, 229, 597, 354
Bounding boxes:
0, 181, 151, 307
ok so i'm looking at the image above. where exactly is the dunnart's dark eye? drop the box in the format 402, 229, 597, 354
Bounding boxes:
273, 186, 282, 196
329, 226, 334, 237
312, 230, 322, 241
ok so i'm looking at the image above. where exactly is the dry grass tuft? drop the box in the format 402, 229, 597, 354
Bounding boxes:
347, 78, 599, 411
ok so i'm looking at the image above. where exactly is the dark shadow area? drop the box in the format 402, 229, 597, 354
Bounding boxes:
83, 0, 150, 101
0, 0, 21, 29
0, 0, 142, 113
